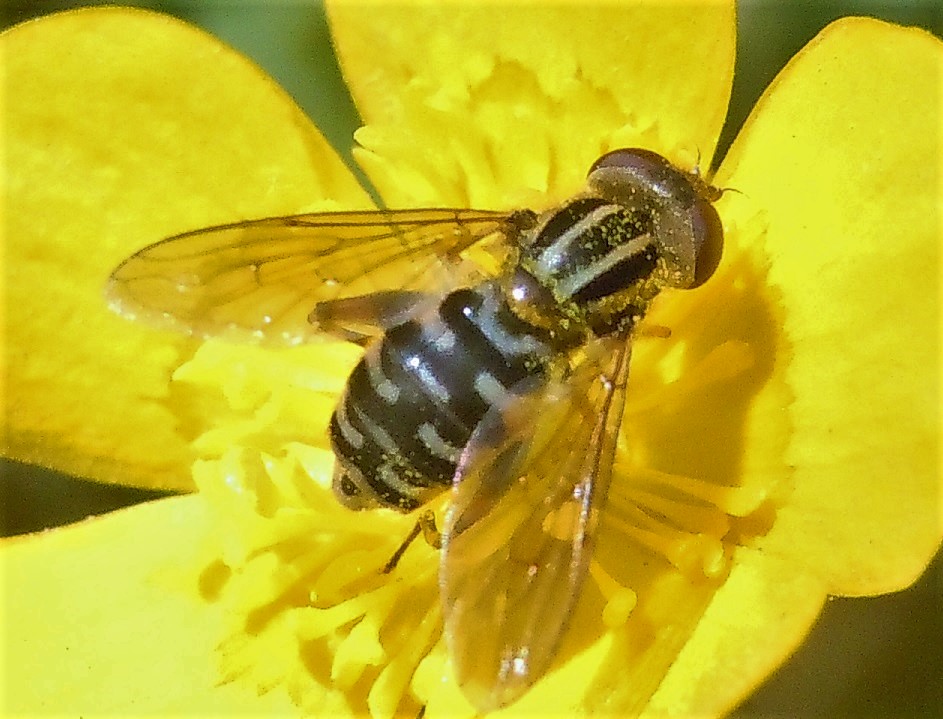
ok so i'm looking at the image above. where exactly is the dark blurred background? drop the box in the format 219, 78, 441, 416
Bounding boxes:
2, 1, 941, 717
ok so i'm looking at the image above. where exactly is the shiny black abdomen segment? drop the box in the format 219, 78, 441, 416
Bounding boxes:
329, 281, 553, 511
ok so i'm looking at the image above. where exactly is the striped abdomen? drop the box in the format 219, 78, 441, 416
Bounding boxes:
330, 281, 556, 511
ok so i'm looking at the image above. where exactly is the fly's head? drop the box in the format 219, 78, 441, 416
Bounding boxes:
586, 148, 724, 291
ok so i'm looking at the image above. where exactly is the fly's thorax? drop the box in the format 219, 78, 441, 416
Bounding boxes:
499, 266, 586, 349
505, 196, 679, 340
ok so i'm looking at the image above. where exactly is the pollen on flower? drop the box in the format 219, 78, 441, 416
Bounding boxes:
172, 339, 356, 457
197, 444, 445, 718
173, 340, 447, 718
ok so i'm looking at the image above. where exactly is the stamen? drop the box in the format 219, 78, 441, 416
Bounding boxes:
199, 447, 442, 718
332, 615, 386, 689
589, 560, 638, 627
312, 548, 391, 601
368, 602, 442, 719
619, 485, 730, 536
602, 505, 726, 579
627, 466, 769, 518
627, 340, 754, 414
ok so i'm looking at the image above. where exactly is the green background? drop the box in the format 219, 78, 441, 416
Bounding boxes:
3, 2, 941, 717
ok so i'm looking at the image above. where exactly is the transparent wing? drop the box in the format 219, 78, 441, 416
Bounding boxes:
440, 336, 633, 711
106, 208, 518, 344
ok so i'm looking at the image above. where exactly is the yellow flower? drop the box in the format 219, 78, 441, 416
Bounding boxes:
2, 3, 939, 717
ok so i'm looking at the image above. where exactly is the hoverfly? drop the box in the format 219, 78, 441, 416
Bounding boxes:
107, 148, 723, 711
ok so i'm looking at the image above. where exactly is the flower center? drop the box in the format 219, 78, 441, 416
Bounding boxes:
173, 216, 782, 717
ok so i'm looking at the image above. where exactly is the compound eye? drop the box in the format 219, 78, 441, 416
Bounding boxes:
690, 198, 724, 288
588, 148, 694, 204
588, 147, 672, 177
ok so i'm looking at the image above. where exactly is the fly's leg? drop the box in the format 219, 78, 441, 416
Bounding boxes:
381, 522, 421, 575
308, 290, 435, 346
382, 509, 442, 574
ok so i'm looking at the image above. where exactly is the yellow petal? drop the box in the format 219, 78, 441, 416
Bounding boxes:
647, 549, 827, 716
643, 20, 943, 717
3, 8, 369, 490
1, 494, 298, 714
717, 17, 942, 595
327, 1, 735, 207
